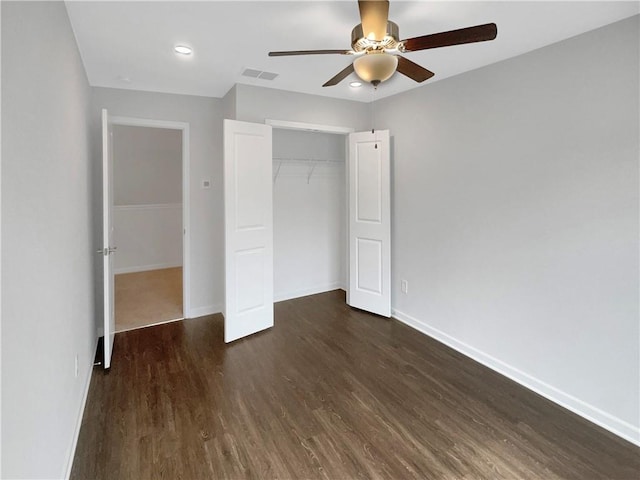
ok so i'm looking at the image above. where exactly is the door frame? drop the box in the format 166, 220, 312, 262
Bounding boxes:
109, 115, 192, 318
265, 119, 354, 135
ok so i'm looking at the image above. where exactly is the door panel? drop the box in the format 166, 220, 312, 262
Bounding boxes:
348, 130, 391, 317
224, 120, 274, 343
356, 152, 382, 222
356, 238, 383, 294
235, 247, 266, 312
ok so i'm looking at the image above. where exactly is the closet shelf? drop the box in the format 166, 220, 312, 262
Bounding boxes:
272, 157, 344, 183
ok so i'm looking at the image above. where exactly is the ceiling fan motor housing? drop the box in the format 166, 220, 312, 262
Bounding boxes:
351, 21, 400, 52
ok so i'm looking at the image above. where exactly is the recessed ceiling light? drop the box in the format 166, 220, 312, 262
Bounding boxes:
174, 45, 192, 56
350, 81, 362, 88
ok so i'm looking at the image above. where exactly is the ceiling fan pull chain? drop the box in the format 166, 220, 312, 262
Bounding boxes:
371, 82, 375, 134
371, 84, 378, 148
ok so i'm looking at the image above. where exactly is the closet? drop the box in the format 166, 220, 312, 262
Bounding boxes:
223, 119, 390, 343
272, 128, 347, 302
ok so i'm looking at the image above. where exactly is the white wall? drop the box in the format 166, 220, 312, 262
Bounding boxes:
113, 125, 182, 205
91, 87, 223, 318
273, 129, 346, 301
113, 204, 182, 274
112, 125, 182, 274
222, 85, 236, 121
1, 2, 95, 478
376, 16, 639, 444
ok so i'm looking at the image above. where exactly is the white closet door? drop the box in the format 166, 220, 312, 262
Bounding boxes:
347, 130, 391, 317
223, 119, 274, 343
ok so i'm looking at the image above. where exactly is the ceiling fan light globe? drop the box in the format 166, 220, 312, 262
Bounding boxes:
353, 53, 398, 84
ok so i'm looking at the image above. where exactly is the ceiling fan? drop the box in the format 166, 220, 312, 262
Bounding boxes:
268, 0, 497, 87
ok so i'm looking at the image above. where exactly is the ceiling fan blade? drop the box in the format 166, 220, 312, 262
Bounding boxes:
396, 55, 434, 83
358, 0, 389, 42
269, 49, 352, 57
402, 23, 497, 52
322, 63, 355, 87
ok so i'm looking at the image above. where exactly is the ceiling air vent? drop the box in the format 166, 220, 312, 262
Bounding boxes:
242, 68, 279, 81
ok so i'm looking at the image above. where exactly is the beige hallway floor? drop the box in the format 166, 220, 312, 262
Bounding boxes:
115, 267, 183, 332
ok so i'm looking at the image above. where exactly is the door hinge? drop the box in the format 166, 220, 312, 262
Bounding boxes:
97, 246, 117, 256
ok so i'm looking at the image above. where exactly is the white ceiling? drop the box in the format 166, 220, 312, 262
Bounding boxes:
65, 1, 639, 103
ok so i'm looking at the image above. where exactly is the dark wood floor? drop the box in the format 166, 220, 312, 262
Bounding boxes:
71, 290, 639, 479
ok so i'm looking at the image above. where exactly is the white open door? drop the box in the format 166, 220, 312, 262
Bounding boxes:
347, 130, 391, 317
223, 120, 274, 343
101, 109, 116, 368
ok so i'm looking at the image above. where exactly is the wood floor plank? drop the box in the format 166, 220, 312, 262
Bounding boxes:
71, 290, 639, 479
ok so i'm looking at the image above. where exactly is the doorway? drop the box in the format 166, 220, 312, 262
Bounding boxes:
109, 117, 190, 332
272, 127, 348, 302
268, 119, 354, 305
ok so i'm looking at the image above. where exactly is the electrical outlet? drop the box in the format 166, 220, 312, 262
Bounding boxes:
74, 354, 79, 378
401, 279, 408, 294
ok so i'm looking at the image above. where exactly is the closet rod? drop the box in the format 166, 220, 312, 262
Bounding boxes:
272, 157, 343, 184
272, 156, 343, 163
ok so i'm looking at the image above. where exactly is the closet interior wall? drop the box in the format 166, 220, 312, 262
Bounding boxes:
272, 128, 347, 301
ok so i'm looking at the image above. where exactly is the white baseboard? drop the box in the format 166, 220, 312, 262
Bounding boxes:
187, 303, 222, 319
114, 263, 182, 275
392, 308, 640, 447
64, 337, 98, 480
274, 282, 343, 302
